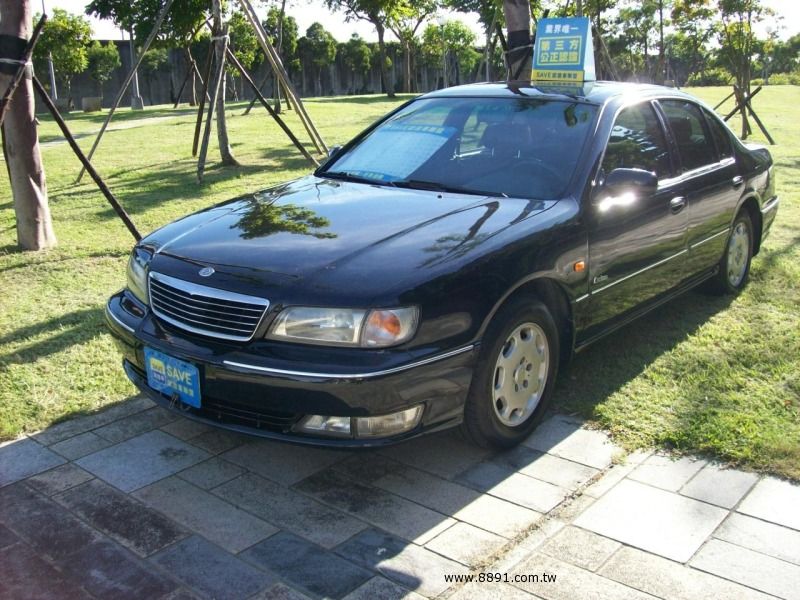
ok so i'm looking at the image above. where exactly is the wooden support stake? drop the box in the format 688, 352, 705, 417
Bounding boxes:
192, 47, 214, 156
197, 33, 227, 182
225, 47, 318, 166
713, 88, 736, 111
173, 62, 193, 109
76, 0, 175, 183
723, 85, 762, 121
32, 76, 141, 241
237, 0, 327, 154
0, 14, 47, 127
243, 71, 271, 115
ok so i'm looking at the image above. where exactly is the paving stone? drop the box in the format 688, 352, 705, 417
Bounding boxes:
25, 463, 94, 496
425, 521, 507, 567
491, 446, 600, 490
93, 407, 177, 444
522, 416, 619, 470
553, 493, 596, 522
160, 589, 204, 600
540, 526, 620, 571
333, 453, 402, 484
57, 538, 179, 600
0, 437, 65, 486
76, 430, 209, 492
691, 538, 800, 600
189, 428, 250, 455
447, 582, 537, 600
738, 476, 800, 530
573, 479, 727, 562
221, 439, 342, 485
213, 472, 367, 548
378, 431, 492, 479
0, 524, 19, 549
152, 535, 274, 600
343, 576, 426, 600
49, 431, 113, 460
372, 464, 541, 539
177, 456, 246, 489
510, 551, 655, 600
583, 463, 637, 499
295, 470, 455, 545
0, 542, 93, 600
160, 417, 212, 440
600, 545, 773, 600
678, 464, 758, 509
133, 476, 277, 553
715, 512, 800, 566
33, 395, 154, 445
55, 479, 186, 557
628, 454, 707, 492
455, 462, 568, 512
0, 482, 101, 560
335, 528, 469, 597
252, 583, 313, 600
492, 518, 567, 574
242, 531, 372, 599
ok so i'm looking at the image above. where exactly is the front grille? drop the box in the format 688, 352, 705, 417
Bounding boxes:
199, 399, 302, 432
149, 271, 269, 341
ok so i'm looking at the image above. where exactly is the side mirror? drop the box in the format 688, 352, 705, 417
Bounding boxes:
601, 168, 658, 196
322, 145, 342, 166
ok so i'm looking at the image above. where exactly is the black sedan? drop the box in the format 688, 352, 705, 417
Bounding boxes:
106, 81, 778, 448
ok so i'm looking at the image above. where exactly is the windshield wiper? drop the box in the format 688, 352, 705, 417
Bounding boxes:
391, 179, 507, 198
322, 171, 396, 187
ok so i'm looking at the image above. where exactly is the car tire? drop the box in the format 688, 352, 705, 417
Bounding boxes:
461, 296, 560, 449
707, 211, 754, 295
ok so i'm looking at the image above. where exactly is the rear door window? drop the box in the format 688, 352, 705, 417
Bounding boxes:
660, 100, 718, 172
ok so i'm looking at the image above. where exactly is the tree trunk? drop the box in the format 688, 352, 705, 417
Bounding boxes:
502, 0, 532, 80
0, 0, 56, 250
274, 0, 287, 113
212, 1, 238, 166
374, 21, 395, 97
403, 40, 412, 93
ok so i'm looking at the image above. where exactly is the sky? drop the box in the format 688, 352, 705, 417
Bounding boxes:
46, 0, 799, 43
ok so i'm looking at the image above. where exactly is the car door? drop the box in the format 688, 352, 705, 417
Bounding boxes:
584, 100, 688, 338
657, 99, 741, 276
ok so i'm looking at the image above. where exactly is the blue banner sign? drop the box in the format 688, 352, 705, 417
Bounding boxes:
532, 17, 595, 83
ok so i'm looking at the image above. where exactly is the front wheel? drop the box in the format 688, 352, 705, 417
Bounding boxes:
461, 297, 559, 448
707, 211, 754, 295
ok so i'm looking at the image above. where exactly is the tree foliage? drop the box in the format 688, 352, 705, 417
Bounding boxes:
33, 8, 92, 97
87, 41, 122, 95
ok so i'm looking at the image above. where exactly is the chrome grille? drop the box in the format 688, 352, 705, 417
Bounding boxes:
148, 272, 269, 341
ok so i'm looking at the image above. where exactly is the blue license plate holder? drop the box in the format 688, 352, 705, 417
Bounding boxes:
144, 347, 201, 408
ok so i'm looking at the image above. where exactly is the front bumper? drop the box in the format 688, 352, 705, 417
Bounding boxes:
106, 291, 477, 447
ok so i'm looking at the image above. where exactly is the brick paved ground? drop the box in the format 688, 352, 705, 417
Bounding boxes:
1, 395, 797, 599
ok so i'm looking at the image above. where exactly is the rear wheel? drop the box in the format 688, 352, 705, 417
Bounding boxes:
462, 297, 559, 448
707, 211, 754, 295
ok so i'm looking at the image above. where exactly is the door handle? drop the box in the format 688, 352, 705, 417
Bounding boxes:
732, 175, 744, 188
670, 196, 687, 214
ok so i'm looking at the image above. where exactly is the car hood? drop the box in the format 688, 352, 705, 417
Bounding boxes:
145, 175, 555, 283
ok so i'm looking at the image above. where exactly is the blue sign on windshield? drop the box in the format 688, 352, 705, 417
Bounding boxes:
532, 17, 595, 83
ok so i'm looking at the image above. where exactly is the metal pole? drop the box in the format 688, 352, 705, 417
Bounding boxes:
128, 29, 144, 109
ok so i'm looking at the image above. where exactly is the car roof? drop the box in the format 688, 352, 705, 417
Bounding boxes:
421, 80, 695, 106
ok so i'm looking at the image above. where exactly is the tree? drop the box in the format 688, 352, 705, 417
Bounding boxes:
1, 0, 57, 250
340, 34, 373, 92
33, 8, 91, 103
228, 10, 261, 98
87, 41, 122, 97
718, 0, 771, 137
324, 0, 403, 97
668, 0, 716, 84
387, 0, 438, 93
140, 47, 169, 103
446, 0, 502, 81
501, 0, 531, 80
298, 22, 337, 96
421, 20, 479, 86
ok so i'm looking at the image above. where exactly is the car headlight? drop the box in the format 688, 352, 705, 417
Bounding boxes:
268, 306, 418, 347
126, 247, 152, 305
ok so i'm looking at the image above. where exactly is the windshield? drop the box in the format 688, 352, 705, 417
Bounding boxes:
323, 97, 598, 199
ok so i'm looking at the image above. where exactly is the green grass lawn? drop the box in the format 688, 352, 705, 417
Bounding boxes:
1, 87, 798, 479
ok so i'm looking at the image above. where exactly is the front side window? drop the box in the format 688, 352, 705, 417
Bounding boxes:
601, 102, 671, 178
323, 97, 598, 200
660, 100, 717, 172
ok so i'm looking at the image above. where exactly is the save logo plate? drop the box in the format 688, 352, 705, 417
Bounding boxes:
144, 347, 201, 408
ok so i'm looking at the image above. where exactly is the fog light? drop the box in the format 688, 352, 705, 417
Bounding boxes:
296, 414, 351, 437
355, 405, 423, 438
